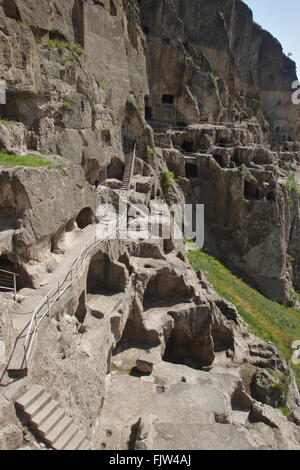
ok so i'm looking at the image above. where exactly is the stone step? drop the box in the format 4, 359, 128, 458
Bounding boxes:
79, 439, 90, 450
25, 391, 52, 419
39, 408, 66, 437
52, 423, 78, 450
16, 385, 45, 411
16, 384, 90, 450
7, 337, 27, 375
64, 429, 85, 451
31, 400, 60, 429
64, 430, 85, 450
45, 416, 73, 446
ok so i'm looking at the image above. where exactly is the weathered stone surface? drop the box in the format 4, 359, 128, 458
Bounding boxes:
0, 0, 300, 452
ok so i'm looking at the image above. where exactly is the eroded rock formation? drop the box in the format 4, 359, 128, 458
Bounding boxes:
0, 0, 300, 451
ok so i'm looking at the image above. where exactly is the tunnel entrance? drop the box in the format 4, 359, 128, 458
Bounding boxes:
162, 94, 174, 104
101, 129, 112, 147
213, 154, 225, 168
76, 208, 94, 229
145, 106, 152, 120
109, 0, 117, 16
244, 181, 261, 200
185, 163, 198, 178
2, 0, 21, 20
182, 141, 194, 153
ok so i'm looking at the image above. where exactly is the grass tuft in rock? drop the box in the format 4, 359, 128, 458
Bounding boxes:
147, 146, 155, 164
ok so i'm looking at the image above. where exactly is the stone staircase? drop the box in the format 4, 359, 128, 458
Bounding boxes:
16, 385, 90, 450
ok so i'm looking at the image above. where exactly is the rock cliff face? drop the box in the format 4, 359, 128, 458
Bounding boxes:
0, 0, 300, 451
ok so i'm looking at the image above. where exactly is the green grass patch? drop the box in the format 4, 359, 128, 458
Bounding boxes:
57, 94, 80, 116
0, 117, 14, 125
0, 148, 53, 169
93, 74, 105, 89
161, 170, 174, 196
147, 146, 156, 164
45, 39, 85, 56
187, 248, 300, 390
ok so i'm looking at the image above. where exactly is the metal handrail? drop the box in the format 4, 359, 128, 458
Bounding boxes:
0, 268, 19, 300
23, 146, 136, 368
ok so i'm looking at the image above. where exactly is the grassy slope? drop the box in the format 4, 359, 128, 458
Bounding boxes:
0, 149, 68, 169
187, 249, 300, 390
0, 148, 53, 168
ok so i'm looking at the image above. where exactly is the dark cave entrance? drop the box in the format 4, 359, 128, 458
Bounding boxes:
145, 106, 152, 120
0, 255, 33, 291
185, 163, 198, 178
162, 94, 174, 104
244, 181, 261, 200
76, 207, 95, 229
213, 154, 225, 168
182, 141, 194, 153
2, 0, 21, 20
109, 0, 117, 16
101, 129, 112, 146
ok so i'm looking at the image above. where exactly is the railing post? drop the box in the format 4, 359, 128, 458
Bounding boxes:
13, 273, 17, 301
57, 281, 60, 297
24, 343, 27, 369
47, 295, 50, 316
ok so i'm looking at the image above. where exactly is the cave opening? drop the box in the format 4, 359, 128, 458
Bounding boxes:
109, 0, 117, 16
185, 163, 198, 178
145, 106, 152, 120
182, 141, 194, 153
244, 181, 261, 200
162, 94, 174, 104
213, 154, 225, 168
267, 191, 276, 202
2, 0, 21, 20
107, 158, 124, 180
232, 150, 240, 166
76, 207, 94, 229
0, 255, 32, 291
162, 307, 214, 370
87, 251, 126, 294
113, 301, 160, 355
143, 272, 193, 310
50, 229, 65, 254
101, 129, 112, 147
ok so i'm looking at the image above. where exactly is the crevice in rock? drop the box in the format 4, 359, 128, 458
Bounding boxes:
75, 291, 87, 325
